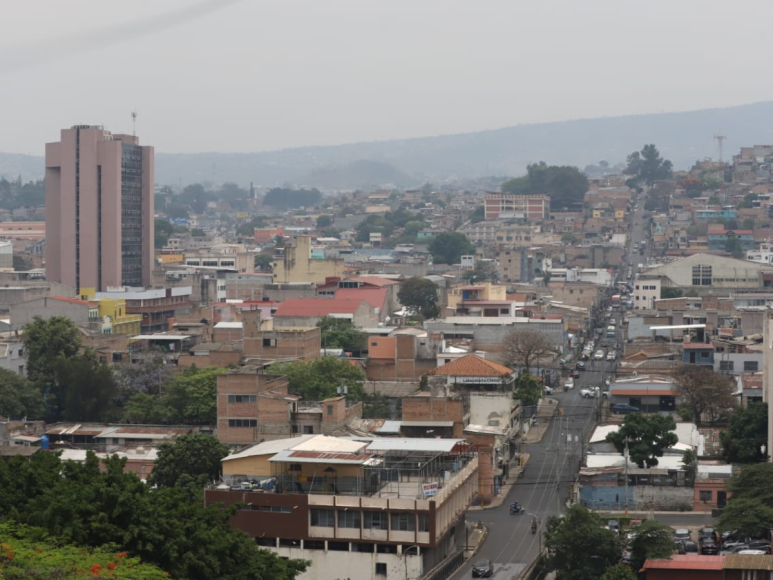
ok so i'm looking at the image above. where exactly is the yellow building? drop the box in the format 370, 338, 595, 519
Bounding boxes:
272, 235, 345, 284
79, 288, 142, 335
446, 281, 507, 311
156, 253, 184, 264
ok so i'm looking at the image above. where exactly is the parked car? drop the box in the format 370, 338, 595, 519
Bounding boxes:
570, 370, 581, 379
594, 350, 605, 360
576, 361, 586, 371
699, 527, 719, 543
680, 540, 699, 554
472, 559, 493, 578
673, 529, 692, 542
564, 378, 575, 390
544, 385, 554, 395
699, 538, 719, 555
611, 404, 640, 415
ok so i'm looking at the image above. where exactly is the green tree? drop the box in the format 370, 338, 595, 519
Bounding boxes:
237, 215, 268, 236
397, 277, 440, 319
720, 402, 768, 463
628, 519, 676, 571
725, 235, 743, 259
542, 504, 624, 579
561, 233, 578, 244
166, 202, 189, 220
738, 193, 759, 209
742, 218, 756, 230
12, 254, 33, 270
502, 162, 589, 210
600, 564, 638, 580
316, 214, 333, 228
164, 366, 226, 425
673, 364, 737, 427
318, 316, 367, 354
624, 144, 673, 186
124, 392, 171, 424
502, 328, 555, 375
54, 350, 118, 423
606, 413, 678, 468
23, 315, 82, 392
514, 375, 542, 406
470, 205, 485, 223
0, 368, 45, 420
149, 434, 229, 488
191, 227, 206, 237
718, 463, 773, 537
154, 218, 175, 248
180, 183, 212, 214
427, 232, 475, 265
115, 349, 173, 395
660, 287, 682, 299
270, 357, 365, 401
254, 253, 274, 272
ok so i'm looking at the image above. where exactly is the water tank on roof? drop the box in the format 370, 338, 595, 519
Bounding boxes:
40, 435, 49, 450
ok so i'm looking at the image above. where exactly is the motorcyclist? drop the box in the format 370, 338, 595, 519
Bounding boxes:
510, 502, 521, 513
531, 517, 538, 533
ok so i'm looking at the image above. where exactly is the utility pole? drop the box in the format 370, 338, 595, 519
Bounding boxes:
624, 439, 630, 518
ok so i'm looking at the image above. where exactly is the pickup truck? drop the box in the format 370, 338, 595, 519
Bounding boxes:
580, 387, 599, 398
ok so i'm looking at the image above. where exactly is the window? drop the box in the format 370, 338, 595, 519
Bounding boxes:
228, 395, 257, 403
327, 405, 333, 416
375, 563, 387, 576
364, 512, 388, 529
263, 338, 277, 347
310, 509, 335, 527
744, 361, 759, 372
418, 513, 430, 532
371, 342, 378, 347
338, 510, 361, 529
228, 419, 257, 427
719, 361, 734, 372
701, 351, 710, 358
699, 490, 713, 503
390, 513, 415, 532
303, 425, 314, 434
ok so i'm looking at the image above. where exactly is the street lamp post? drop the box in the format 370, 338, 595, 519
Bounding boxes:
623, 439, 630, 518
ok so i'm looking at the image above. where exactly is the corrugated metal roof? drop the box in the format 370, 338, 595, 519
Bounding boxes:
400, 421, 454, 427
643, 554, 724, 570
375, 421, 402, 434
269, 449, 372, 465
724, 553, 773, 569
426, 354, 513, 378
366, 438, 464, 453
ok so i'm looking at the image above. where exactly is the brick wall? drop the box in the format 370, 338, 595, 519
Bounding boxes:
178, 351, 242, 369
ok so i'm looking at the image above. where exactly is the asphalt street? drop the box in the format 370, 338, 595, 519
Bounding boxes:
452, 357, 619, 580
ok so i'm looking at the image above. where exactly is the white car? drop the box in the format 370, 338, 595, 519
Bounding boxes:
606, 351, 616, 361
609, 319, 617, 325
594, 350, 605, 360
564, 378, 574, 390
580, 387, 599, 398
544, 385, 554, 395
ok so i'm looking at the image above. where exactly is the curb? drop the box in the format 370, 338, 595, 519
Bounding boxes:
468, 524, 488, 558
595, 510, 709, 516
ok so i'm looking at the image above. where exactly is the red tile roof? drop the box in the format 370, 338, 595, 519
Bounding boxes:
642, 554, 724, 570
712, 230, 753, 235
50, 296, 97, 306
273, 298, 366, 317
335, 287, 388, 310
426, 354, 513, 378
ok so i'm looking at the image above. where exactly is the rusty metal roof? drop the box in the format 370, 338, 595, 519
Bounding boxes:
724, 553, 773, 570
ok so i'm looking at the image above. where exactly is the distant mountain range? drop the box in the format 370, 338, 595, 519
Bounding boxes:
4, 101, 773, 189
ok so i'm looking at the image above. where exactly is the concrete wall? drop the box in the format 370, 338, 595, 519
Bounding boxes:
714, 352, 761, 375
580, 484, 693, 511
275, 546, 423, 580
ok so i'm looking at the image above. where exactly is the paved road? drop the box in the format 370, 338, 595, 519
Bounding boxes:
452, 359, 618, 580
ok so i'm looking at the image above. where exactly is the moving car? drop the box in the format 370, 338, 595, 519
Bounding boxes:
564, 378, 575, 390
580, 387, 600, 398
606, 351, 617, 361
576, 361, 586, 371
472, 559, 493, 578
570, 369, 581, 379
544, 385, 554, 395
611, 404, 640, 414
594, 350, 605, 360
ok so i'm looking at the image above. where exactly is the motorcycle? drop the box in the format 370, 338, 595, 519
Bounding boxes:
531, 522, 538, 534
509, 504, 525, 515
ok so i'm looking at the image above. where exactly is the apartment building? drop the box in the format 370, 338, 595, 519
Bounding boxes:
205, 435, 478, 580
633, 277, 662, 310
483, 193, 549, 221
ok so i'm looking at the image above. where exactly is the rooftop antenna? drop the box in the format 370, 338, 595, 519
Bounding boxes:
714, 134, 727, 163
131, 110, 138, 137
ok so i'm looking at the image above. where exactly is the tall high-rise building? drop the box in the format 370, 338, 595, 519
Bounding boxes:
45, 125, 154, 291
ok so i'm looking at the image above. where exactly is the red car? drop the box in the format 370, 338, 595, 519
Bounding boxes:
570, 370, 581, 379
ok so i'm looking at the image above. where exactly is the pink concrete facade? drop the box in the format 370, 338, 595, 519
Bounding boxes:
45, 126, 154, 291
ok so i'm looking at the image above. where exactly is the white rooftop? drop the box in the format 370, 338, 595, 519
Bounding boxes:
223, 434, 366, 462
366, 438, 463, 453
215, 322, 243, 329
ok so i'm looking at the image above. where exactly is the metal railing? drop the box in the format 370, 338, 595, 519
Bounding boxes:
421, 549, 464, 580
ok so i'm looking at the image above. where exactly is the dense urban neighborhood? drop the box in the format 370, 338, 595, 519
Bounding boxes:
3, 132, 773, 580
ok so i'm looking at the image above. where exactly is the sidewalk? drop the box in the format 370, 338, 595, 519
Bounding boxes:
463, 522, 488, 559
470, 399, 559, 511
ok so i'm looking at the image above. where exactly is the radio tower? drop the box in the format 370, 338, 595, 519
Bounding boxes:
131, 110, 138, 137
714, 134, 727, 163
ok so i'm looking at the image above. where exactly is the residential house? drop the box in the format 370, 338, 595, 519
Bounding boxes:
272, 236, 346, 284
272, 298, 378, 329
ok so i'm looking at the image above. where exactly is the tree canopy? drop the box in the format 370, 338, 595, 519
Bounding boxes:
502, 328, 555, 374
427, 232, 475, 265
149, 434, 229, 488
673, 364, 737, 426
0, 367, 45, 420
263, 188, 322, 209
318, 316, 367, 354
542, 504, 625, 580
628, 520, 676, 571
397, 277, 440, 319
23, 316, 82, 391
606, 413, 678, 468
0, 451, 308, 580
154, 218, 174, 248
501, 162, 589, 210
624, 144, 673, 186
718, 463, 773, 537
720, 402, 768, 464
514, 374, 542, 406
270, 357, 365, 401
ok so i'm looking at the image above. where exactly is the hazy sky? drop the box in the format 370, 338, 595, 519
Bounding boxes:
2, 0, 772, 155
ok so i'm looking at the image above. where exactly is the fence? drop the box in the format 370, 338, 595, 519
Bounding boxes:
421, 550, 465, 580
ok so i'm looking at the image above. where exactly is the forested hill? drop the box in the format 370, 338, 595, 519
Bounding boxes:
4, 101, 773, 187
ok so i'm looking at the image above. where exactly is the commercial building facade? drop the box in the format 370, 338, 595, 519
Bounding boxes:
45, 126, 154, 291
483, 194, 549, 221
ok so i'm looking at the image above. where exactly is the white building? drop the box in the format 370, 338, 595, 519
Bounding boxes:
548, 267, 612, 286
633, 277, 662, 310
